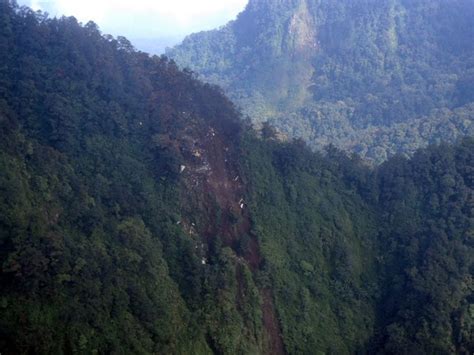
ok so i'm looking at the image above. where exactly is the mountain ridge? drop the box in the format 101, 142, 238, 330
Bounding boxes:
167, 0, 474, 163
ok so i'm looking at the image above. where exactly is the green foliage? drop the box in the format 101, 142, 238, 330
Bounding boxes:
374, 138, 474, 354
240, 133, 380, 354
239, 134, 473, 354
0, 2, 257, 354
0, 2, 472, 354
168, 0, 474, 163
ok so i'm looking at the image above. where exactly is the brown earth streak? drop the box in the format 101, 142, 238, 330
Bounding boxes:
179, 118, 285, 354
262, 289, 285, 355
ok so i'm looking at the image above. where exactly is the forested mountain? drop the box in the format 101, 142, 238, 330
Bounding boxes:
168, 0, 474, 163
0, 1, 473, 354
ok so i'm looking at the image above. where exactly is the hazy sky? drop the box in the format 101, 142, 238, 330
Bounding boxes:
18, 0, 248, 52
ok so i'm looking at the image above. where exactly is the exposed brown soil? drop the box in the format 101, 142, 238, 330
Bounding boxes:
262, 289, 285, 355
178, 119, 285, 354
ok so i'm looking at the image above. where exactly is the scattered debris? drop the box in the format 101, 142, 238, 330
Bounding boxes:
201, 257, 207, 265
180, 165, 186, 173
196, 164, 211, 173
208, 128, 216, 137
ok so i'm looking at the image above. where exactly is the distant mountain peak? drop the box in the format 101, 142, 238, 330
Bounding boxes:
168, 0, 474, 164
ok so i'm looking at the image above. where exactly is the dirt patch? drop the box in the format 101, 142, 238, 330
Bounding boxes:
262, 289, 285, 355
179, 121, 285, 354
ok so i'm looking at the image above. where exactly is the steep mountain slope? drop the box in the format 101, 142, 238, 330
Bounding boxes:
0, 2, 473, 354
0, 3, 264, 353
168, 0, 474, 163
242, 134, 474, 354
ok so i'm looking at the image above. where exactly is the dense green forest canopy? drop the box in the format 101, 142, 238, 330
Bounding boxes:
168, 0, 474, 163
0, 1, 473, 354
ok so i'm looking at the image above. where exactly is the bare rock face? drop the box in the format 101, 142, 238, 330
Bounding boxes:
243, 0, 318, 56
286, 0, 318, 55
